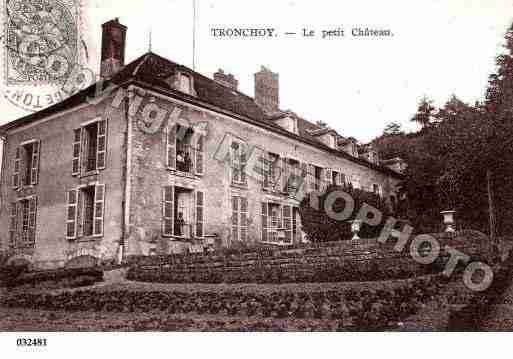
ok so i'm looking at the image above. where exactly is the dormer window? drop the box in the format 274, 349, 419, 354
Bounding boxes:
178, 73, 193, 94
274, 116, 299, 135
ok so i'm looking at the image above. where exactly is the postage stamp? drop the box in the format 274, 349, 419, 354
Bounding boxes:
2, 0, 88, 112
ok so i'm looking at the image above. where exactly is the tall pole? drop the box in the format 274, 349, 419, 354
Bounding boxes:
192, 0, 197, 70
487, 169, 497, 254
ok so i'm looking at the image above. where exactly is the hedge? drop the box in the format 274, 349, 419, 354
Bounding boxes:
2, 267, 104, 288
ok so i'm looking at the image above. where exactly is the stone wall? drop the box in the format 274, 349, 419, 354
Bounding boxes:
0, 93, 126, 269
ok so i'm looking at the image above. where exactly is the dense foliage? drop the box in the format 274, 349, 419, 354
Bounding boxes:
299, 184, 392, 242
372, 24, 513, 236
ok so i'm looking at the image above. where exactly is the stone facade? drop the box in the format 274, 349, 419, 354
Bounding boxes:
0, 20, 403, 269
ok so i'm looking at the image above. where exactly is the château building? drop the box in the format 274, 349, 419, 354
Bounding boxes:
0, 19, 403, 269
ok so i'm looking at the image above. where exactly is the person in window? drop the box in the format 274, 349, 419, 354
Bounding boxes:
176, 150, 186, 172
175, 212, 185, 236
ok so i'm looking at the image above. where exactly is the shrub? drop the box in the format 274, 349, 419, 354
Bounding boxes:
299, 184, 393, 243
5, 267, 103, 288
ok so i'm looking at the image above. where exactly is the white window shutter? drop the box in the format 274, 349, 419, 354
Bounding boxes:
240, 144, 247, 184
166, 126, 176, 170
240, 197, 247, 242
195, 190, 204, 238
195, 135, 204, 175
281, 157, 289, 192
9, 202, 18, 248
93, 184, 105, 236
231, 196, 239, 241
261, 202, 268, 242
66, 189, 78, 239
72, 128, 82, 176
30, 141, 40, 185
282, 205, 292, 245
28, 196, 37, 246
308, 164, 315, 192
96, 119, 107, 170
162, 186, 174, 236
13, 147, 20, 188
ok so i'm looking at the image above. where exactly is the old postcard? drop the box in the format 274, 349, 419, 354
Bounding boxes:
0, 0, 512, 357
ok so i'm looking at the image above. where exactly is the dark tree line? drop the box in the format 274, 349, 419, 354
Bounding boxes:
372, 23, 513, 236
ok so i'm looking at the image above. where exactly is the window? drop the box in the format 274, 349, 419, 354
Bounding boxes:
231, 141, 246, 185
72, 119, 107, 176
165, 124, 200, 175
332, 170, 339, 187
178, 73, 193, 94
284, 159, 305, 195
262, 152, 280, 190
66, 184, 105, 240
231, 196, 247, 241
261, 202, 296, 245
9, 197, 37, 249
307, 164, 322, 192
12, 141, 40, 188
162, 186, 202, 238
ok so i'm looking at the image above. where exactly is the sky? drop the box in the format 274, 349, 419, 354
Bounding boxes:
1, 0, 513, 143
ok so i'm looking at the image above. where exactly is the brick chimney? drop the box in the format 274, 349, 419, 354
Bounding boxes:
100, 18, 127, 78
254, 66, 279, 114
213, 69, 239, 90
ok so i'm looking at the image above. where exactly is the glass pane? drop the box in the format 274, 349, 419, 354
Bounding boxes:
68, 190, 76, 204
67, 223, 75, 237
67, 207, 76, 220
94, 219, 102, 235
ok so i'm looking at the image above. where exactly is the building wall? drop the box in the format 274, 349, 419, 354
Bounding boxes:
0, 86, 402, 266
0, 95, 127, 269
125, 88, 401, 256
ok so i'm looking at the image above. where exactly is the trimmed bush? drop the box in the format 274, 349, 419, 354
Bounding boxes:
4, 267, 103, 288
299, 184, 393, 243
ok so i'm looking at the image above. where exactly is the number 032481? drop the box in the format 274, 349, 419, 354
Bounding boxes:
16, 338, 47, 347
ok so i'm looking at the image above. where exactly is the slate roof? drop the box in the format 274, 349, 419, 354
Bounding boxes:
0, 52, 402, 178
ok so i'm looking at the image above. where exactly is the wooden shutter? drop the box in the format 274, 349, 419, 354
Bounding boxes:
28, 196, 37, 247
324, 168, 332, 190
93, 184, 105, 236
30, 141, 40, 185
240, 144, 247, 184
231, 196, 239, 241
13, 147, 20, 188
96, 119, 107, 170
340, 172, 346, 186
72, 128, 82, 176
166, 126, 176, 170
162, 186, 174, 236
231, 142, 241, 184
195, 135, 204, 175
261, 202, 268, 242
240, 197, 247, 241
9, 202, 18, 248
195, 190, 204, 238
308, 164, 315, 192
281, 157, 289, 192
262, 151, 270, 189
66, 189, 78, 239
283, 205, 292, 245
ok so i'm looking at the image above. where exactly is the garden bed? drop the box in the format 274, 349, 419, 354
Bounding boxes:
1, 275, 448, 331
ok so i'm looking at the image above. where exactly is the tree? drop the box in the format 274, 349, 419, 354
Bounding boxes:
411, 96, 436, 129
383, 122, 403, 136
